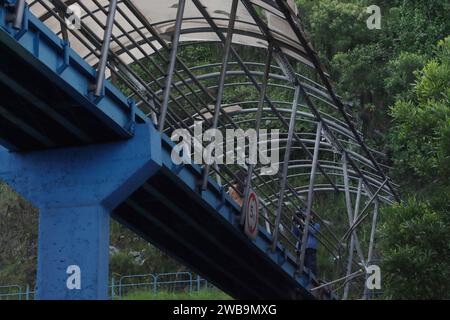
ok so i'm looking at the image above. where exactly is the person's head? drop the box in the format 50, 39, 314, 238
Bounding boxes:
300, 212, 315, 224
297, 208, 305, 218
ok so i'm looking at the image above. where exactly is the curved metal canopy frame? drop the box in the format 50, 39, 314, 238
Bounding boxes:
28, 0, 399, 299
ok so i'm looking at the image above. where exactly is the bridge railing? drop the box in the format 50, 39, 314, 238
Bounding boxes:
0, 285, 23, 300
113, 272, 198, 299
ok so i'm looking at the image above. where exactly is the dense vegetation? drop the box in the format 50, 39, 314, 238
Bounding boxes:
0, 0, 449, 299
380, 37, 450, 299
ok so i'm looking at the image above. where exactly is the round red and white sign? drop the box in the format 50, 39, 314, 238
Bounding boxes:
244, 190, 259, 239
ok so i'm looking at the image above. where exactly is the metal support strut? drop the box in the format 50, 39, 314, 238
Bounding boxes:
241, 44, 274, 225
13, 0, 26, 29
201, 0, 238, 191
94, 0, 118, 97
159, 0, 186, 132
298, 121, 322, 273
271, 86, 302, 252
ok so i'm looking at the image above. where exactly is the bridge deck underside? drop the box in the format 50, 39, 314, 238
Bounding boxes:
0, 5, 151, 151
0, 41, 129, 151
114, 167, 314, 300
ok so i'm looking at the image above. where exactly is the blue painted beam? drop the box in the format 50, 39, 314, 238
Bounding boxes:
0, 1, 148, 150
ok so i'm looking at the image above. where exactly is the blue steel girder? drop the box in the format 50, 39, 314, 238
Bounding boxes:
0, 1, 148, 151
112, 133, 329, 300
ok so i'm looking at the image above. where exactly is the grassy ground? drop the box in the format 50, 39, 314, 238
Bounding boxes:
120, 289, 232, 300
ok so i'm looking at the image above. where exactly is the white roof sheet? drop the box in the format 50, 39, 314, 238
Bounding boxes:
28, 0, 314, 68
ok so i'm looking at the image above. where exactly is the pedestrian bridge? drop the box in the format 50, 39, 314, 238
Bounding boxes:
0, 0, 398, 300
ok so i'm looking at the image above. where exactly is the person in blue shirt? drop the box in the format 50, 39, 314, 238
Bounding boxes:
305, 216, 320, 275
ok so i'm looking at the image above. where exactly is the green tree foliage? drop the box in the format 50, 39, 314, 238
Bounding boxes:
296, 0, 450, 141
0, 184, 38, 286
380, 199, 450, 299
384, 52, 426, 101
389, 37, 450, 185
297, 0, 370, 59
380, 37, 450, 299
109, 220, 188, 279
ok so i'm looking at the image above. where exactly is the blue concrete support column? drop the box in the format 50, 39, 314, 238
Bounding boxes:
0, 124, 162, 300
36, 205, 110, 299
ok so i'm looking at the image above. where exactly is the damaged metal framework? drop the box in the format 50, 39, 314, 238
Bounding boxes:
26, 0, 400, 299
